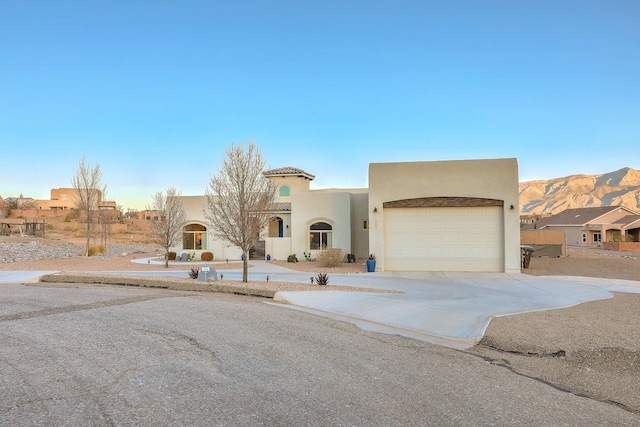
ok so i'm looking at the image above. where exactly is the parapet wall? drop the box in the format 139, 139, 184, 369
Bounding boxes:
603, 242, 640, 253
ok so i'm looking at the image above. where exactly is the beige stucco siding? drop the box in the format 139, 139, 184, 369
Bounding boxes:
350, 192, 370, 258
291, 192, 352, 257
368, 158, 520, 273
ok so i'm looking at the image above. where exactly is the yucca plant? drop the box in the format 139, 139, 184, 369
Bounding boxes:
315, 272, 329, 286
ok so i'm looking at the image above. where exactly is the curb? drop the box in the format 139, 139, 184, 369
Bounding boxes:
39, 273, 276, 299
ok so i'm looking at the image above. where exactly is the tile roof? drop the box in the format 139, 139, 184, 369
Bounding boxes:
268, 202, 292, 212
263, 166, 315, 180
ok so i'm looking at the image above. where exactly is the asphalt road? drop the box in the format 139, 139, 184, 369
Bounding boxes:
1, 282, 638, 426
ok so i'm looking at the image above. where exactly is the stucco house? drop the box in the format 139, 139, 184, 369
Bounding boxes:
172, 158, 521, 273
532, 206, 640, 247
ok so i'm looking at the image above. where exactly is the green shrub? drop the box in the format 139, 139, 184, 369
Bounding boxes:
287, 254, 298, 263
201, 252, 214, 261
316, 249, 344, 267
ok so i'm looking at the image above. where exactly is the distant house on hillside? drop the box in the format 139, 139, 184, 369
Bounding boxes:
531, 206, 640, 247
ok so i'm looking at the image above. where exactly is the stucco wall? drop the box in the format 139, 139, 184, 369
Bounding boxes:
291, 192, 352, 257
350, 192, 369, 258
270, 175, 311, 202
368, 158, 520, 273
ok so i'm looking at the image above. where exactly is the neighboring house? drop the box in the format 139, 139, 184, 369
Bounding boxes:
532, 206, 640, 247
4, 188, 117, 211
173, 158, 521, 273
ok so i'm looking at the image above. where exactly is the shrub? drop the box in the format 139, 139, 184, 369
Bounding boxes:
346, 253, 356, 263
87, 245, 105, 256
316, 249, 344, 267
45, 224, 54, 230
201, 252, 214, 261
316, 272, 329, 286
64, 212, 78, 222
167, 251, 177, 260
287, 254, 298, 263
303, 251, 312, 261
189, 267, 199, 279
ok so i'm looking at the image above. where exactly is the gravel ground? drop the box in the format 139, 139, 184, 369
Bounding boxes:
474, 247, 640, 414
0, 238, 384, 293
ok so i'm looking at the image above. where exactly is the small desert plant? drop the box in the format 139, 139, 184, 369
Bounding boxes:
315, 272, 329, 286
188, 251, 196, 261
303, 251, 312, 261
87, 245, 105, 256
287, 254, 298, 263
368, 253, 377, 261
64, 212, 78, 222
189, 267, 199, 279
346, 253, 356, 263
201, 251, 214, 261
167, 251, 177, 260
45, 223, 54, 230
316, 248, 344, 267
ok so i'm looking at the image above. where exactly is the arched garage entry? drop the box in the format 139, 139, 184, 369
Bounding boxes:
383, 197, 505, 272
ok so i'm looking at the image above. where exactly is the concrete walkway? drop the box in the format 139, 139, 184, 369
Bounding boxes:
3, 259, 640, 349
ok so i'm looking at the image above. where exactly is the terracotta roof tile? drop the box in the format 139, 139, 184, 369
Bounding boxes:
263, 166, 315, 180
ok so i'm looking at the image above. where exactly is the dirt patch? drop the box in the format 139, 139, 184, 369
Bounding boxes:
474, 247, 640, 413
268, 259, 367, 274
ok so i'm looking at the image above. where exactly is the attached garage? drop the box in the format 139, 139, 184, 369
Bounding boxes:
383, 202, 504, 272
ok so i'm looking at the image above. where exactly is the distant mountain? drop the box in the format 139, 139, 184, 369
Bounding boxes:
519, 167, 640, 214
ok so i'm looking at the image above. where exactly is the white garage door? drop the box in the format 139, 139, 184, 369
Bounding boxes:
384, 206, 504, 272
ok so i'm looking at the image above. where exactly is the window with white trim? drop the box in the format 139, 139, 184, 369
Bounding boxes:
183, 224, 207, 250
309, 222, 332, 250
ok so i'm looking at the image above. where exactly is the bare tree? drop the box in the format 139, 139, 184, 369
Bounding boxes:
2, 197, 39, 216
204, 139, 278, 282
72, 155, 105, 257
97, 188, 114, 250
149, 187, 188, 268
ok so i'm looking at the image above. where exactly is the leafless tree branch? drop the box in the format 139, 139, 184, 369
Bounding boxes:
204, 138, 278, 282
149, 187, 188, 268
71, 154, 105, 257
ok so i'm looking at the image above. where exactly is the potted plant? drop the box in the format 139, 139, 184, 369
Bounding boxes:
366, 253, 376, 272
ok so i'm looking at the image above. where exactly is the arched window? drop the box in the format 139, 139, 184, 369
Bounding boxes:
183, 223, 207, 250
279, 186, 290, 197
309, 222, 332, 250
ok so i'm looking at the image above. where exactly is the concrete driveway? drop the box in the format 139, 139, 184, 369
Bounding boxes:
222, 261, 640, 348
3, 260, 640, 349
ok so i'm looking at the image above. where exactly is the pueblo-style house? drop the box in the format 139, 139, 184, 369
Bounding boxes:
174, 158, 521, 273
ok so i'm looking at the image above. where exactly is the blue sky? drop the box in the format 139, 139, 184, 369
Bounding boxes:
1, 1, 638, 210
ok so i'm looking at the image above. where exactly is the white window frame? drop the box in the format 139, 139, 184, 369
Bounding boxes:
183, 224, 207, 250
309, 222, 333, 250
